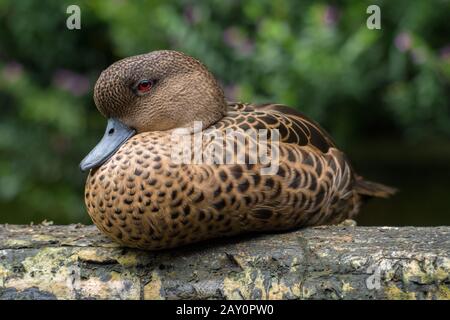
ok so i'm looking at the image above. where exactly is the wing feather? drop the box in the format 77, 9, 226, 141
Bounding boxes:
226, 102, 336, 153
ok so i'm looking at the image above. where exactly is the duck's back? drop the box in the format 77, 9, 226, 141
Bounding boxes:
205, 102, 361, 227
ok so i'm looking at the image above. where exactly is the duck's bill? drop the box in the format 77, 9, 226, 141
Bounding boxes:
79, 118, 136, 172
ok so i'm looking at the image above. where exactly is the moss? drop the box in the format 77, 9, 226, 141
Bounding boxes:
436, 285, 450, 300
5, 247, 77, 299
385, 285, 416, 300
2, 247, 142, 300
144, 271, 164, 300
116, 252, 140, 267
0, 264, 11, 286
401, 257, 449, 285
76, 248, 141, 268
222, 255, 301, 299
3, 239, 30, 248
402, 260, 429, 284
31, 234, 58, 243
73, 270, 140, 299
342, 281, 354, 293
77, 248, 118, 264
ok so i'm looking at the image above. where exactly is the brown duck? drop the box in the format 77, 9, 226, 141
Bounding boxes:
80, 50, 395, 250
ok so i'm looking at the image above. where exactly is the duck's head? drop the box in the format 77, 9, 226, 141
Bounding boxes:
80, 50, 227, 171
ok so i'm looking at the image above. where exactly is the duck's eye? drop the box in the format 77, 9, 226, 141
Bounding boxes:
136, 80, 152, 93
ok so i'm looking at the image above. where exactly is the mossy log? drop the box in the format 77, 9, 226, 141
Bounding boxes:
0, 224, 448, 300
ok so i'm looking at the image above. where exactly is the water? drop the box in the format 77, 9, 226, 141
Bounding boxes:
349, 139, 450, 226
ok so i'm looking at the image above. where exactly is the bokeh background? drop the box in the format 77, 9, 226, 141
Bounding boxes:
0, 0, 449, 226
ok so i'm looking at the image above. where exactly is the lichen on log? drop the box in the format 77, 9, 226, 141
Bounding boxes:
0, 224, 448, 300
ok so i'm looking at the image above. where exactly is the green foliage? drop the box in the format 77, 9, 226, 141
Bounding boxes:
0, 0, 449, 224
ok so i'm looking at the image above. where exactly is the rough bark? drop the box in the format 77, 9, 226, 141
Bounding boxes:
0, 224, 448, 300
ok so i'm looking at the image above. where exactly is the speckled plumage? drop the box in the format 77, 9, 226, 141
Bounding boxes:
84, 50, 395, 250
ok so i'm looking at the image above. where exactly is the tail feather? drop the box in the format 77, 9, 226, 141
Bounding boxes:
354, 176, 397, 198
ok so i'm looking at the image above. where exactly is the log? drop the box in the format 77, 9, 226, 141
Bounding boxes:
0, 224, 448, 300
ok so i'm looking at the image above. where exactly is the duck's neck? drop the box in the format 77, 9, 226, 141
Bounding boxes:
177, 69, 228, 131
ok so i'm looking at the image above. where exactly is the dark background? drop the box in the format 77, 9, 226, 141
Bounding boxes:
0, 1, 449, 226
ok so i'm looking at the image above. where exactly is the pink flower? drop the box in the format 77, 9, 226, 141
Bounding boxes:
52, 69, 90, 96
439, 45, 450, 60
323, 6, 340, 27
394, 32, 412, 52
2, 61, 24, 82
223, 27, 254, 56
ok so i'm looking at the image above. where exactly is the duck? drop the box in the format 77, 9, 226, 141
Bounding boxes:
80, 50, 396, 250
